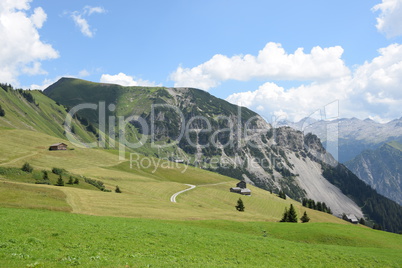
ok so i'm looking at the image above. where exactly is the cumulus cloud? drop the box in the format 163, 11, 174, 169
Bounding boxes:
170, 42, 350, 90
0, 0, 59, 85
227, 43, 402, 122
100, 73, 161, 87
372, 0, 402, 38
69, 6, 106, 38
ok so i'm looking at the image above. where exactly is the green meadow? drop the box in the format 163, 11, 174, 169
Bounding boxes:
0, 128, 401, 267
0, 208, 401, 267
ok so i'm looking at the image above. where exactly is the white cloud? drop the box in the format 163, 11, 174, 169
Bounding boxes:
0, 0, 58, 85
100, 73, 161, 87
84, 6, 106, 16
71, 13, 92, 37
227, 43, 402, 122
372, 0, 402, 38
170, 42, 350, 90
69, 6, 106, 38
78, 69, 90, 77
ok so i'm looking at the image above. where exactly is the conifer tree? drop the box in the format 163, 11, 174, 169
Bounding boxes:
67, 176, 74, 185
288, 204, 298, 222
56, 175, 64, 186
235, 198, 245, 212
42, 170, 49, 180
0, 104, 5, 117
280, 207, 289, 222
300, 211, 310, 223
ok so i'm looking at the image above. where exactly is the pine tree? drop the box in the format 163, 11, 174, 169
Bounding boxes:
56, 175, 64, 186
235, 198, 245, 212
67, 176, 74, 185
300, 211, 310, 223
359, 217, 366, 225
280, 207, 289, 222
42, 170, 49, 180
115, 185, 122, 193
278, 190, 286, 200
316, 202, 323, 211
288, 204, 298, 223
0, 104, 5, 117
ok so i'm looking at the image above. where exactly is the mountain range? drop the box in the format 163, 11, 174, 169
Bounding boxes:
1, 78, 402, 232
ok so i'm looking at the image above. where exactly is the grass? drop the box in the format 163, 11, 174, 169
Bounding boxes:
0, 128, 349, 222
0, 182, 71, 212
0, 207, 401, 267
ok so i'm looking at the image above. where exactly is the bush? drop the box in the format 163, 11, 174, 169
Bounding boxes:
52, 167, 66, 175
73, 178, 79, 184
21, 162, 33, 173
115, 186, 122, 193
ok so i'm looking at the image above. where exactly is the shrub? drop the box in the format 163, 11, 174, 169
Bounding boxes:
42, 170, 49, 180
21, 162, 33, 173
73, 178, 79, 184
115, 186, 122, 193
52, 167, 66, 175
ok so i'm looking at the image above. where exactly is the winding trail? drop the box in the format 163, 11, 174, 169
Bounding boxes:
0, 152, 38, 166
170, 181, 232, 203
170, 184, 196, 203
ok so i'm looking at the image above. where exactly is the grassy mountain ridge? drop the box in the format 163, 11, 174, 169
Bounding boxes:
0, 84, 97, 144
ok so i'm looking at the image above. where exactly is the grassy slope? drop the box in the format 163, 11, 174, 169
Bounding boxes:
0, 128, 345, 222
0, 88, 96, 143
388, 140, 402, 151
0, 207, 401, 267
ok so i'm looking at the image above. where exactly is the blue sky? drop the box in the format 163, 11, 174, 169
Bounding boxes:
1, 0, 402, 122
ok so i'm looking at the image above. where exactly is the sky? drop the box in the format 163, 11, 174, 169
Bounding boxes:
1, 0, 402, 123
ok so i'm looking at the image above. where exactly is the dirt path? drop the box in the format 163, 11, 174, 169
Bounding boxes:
170, 184, 196, 203
0, 152, 38, 166
170, 181, 232, 203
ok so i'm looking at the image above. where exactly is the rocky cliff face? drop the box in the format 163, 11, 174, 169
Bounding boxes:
345, 142, 402, 206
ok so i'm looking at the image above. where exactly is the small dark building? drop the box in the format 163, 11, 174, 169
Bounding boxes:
230, 180, 251, 195
236, 181, 246, 189
346, 214, 359, 224
49, 143, 68, 151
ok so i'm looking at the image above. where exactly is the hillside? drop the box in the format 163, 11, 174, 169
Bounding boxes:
41, 77, 402, 232
1, 130, 401, 266
0, 84, 97, 144
345, 141, 402, 206
44, 78, 361, 215
0, 128, 341, 222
